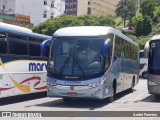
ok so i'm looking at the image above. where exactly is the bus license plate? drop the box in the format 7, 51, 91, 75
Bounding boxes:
67, 92, 77, 96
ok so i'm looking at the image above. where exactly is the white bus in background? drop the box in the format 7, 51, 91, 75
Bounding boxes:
139, 50, 148, 79
144, 35, 160, 99
0, 23, 51, 98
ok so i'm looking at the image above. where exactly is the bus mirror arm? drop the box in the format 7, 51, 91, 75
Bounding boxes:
40, 39, 52, 57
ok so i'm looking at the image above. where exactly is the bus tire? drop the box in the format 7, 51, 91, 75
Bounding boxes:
108, 80, 116, 103
129, 77, 135, 93
142, 71, 148, 79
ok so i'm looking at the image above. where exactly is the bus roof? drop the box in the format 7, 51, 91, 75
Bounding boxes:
150, 35, 160, 40
0, 22, 32, 33
53, 26, 138, 46
143, 35, 160, 58
0, 22, 51, 40
144, 35, 160, 52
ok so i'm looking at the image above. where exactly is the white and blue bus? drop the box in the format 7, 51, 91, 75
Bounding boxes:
144, 35, 160, 99
0, 23, 51, 98
41, 26, 139, 102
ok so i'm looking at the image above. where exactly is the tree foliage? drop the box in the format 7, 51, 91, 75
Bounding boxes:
33, 15, 115, 36
153, 6, 160, 23
140, 0, 160, 18
131, 13, 143, 26
115, 17, 123, 26
135, 20, 143, 37
116, 0, 136, 27
143, 15, 152, 36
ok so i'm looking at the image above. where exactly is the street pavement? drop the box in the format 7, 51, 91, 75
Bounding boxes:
0, 79, 160, 120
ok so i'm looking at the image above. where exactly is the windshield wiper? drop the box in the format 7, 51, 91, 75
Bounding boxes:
58, 50, 72, 75
74, 55, 85, 76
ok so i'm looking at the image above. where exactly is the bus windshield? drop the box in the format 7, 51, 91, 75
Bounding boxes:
48, 37, 107, 79
149, 40, 160, 75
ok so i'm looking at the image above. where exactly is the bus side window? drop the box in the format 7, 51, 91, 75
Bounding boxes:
114, 35, 121, 60
8, 33, 28, 55
0, 32, 7, 54
107, 34, 114, 61
104, 34, 114, 70
29, 37, 41, 57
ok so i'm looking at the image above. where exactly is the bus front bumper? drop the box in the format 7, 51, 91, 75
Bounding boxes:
47, 84, 112, 99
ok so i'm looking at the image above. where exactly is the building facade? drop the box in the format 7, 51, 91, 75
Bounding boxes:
91, 0, 120, 16
0, 13, 33, 27
65, 0, 120, 17
0, 0, 65, 26
65, 0, 91, 16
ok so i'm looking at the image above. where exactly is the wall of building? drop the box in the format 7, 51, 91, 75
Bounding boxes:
91, 0, 120, 17
65, 0, 120, 17
0, 0, 65, 26
15, 0, 43, 26
0, 0, 15, 14
77, 0, 90, 16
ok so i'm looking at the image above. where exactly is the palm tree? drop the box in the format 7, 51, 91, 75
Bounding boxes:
116, 0, 136, 27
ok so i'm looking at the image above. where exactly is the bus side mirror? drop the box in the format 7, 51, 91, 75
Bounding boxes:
102, 39, 110, 57
40, 39, 52, 57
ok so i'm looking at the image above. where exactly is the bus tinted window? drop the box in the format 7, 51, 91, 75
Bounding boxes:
29, 37, 41, 56
133, 45, 139, 60
8, 33, 28, 55
139, 51, 144, 58
115, 35, 138, 60
0, 32, 7, 54
115, 36, 121, 57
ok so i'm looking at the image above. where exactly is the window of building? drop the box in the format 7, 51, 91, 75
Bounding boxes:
51, 1, 54, 8
66, 5, 69, 9
73, 5, 76, 8
88, 1, 90, 5
43, 11, 47, 18
69, 11, 72, 14
69, 5, 72, 8
73, 10, 76, 14
87, 7, 91, 15
51, 13, 54, 18
8, 34, 28, 55
0, 32, 7, 54
44, 0, 47, 5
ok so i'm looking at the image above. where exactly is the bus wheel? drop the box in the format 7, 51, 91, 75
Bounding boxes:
142, 72, 148, 79
129, 79, 135, 93
108, 82, 116, 103
155, 95, 160, 99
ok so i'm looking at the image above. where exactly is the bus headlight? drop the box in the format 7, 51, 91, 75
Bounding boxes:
47, 80, 51, 85
88, 80, 105, 88
51, 82, 57, 86
47, 80, 57, 86
148, 81, 158, 86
